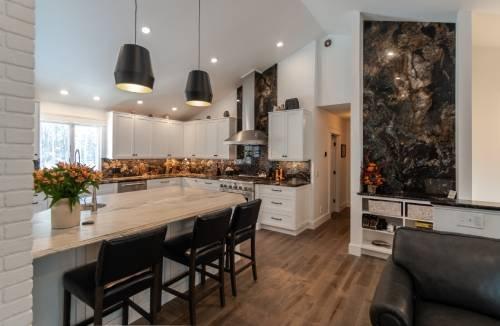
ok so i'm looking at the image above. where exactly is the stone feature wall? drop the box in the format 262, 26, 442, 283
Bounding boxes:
254, 64, 278, 134
0, 0, 36, 325
363, 21, 456, 196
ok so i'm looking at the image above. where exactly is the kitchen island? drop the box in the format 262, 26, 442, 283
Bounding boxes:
33, 187, 245, 326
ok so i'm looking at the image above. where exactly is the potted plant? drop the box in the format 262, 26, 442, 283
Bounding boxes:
34, 162, 102, 229
363, 162, 384, 194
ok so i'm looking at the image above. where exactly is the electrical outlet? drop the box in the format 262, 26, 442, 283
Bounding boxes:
458, 215, 485, 229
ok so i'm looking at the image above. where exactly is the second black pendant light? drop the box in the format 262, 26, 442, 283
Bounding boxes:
114, 0, 155, 94
185, 0, 213, 107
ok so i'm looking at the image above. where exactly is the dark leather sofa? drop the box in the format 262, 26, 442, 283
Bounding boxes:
370, 228, 500, 326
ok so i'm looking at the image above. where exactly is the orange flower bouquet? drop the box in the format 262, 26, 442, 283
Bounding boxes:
33, 162, 102, 228
363, 162, 384, 194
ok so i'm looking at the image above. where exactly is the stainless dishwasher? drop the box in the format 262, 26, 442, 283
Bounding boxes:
117, 180, 147, 193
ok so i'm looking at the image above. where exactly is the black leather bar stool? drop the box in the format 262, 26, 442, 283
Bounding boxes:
161, 208, 232, 325
62, 226, 167, 326
224, 199, 261, 296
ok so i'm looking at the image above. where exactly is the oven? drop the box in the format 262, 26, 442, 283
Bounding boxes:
219, 179, 255, 201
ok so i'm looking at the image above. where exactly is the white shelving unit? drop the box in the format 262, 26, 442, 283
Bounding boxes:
360, 194, 434, 259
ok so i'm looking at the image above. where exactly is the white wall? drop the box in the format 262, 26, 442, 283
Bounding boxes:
0, 0, 35, 325
277, 41, 351, 224
192, 91, 237, 120
39, 101, 107, 125
472, 46, 500, 201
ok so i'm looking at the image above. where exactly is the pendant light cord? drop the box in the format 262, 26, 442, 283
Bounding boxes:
198, 0, 201, 70
134, 0, 138, 44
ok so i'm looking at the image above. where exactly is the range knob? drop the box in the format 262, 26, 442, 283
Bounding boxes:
238, 186, 243, 190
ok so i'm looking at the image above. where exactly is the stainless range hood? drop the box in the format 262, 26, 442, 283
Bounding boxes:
224, 71, 268, 145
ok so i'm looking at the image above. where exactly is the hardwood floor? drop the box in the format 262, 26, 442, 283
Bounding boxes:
138, 209, 386, 325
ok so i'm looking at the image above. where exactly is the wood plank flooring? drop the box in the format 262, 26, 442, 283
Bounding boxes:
137, 209, 386, 325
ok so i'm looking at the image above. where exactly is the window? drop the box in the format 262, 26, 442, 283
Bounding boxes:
40, 122, 102, 170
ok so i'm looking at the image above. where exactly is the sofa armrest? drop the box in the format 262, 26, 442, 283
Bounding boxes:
370, 258, 415, 326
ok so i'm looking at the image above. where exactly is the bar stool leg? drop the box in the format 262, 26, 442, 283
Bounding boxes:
63, 289, 71, 326
94, 287, 104, 326
229, 241, 237, 297
218, 253, 225, 307
188, 263, 197, 325
251, 235, 258, 281
201, 264, 206, 285
122, 300, 129, 325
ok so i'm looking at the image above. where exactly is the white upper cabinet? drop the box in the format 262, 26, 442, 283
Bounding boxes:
107, 112, 134, 159
216, 118, 236, 159
107, 113, 233, 160
183, 121, 197, 158
268, 109, 311, 161
151, 119, 169, 158
133, 115, 153, 158
166, 121, 184, 158
316, 35, 352, 108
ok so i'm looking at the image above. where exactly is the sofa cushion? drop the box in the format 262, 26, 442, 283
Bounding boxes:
415, 300, 499, 326
393, 228, 500, 319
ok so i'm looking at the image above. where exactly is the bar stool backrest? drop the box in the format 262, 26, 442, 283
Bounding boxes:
191, 208, 232, 263
230, 199, 262, 236
95, 226, 168, 286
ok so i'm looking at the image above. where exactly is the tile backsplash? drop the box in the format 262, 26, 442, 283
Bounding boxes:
102, 146, 310, 181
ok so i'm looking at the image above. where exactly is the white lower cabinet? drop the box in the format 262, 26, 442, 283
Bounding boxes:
255, 184, 311, 235
182, 178, 220, 191
147, 178, 182, 189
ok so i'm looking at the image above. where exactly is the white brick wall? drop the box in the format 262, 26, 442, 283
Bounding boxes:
0, 0, 34, 325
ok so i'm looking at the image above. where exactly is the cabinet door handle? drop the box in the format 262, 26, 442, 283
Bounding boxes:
205, 182, 213, 185
271, 217, 283, 221
271, 189, 282, 192
213, 154, 218, 157
192, 154, 196, 157
271, 201, 283, 205
160, 181, 170, 184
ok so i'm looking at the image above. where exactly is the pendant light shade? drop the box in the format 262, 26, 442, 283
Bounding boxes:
185, 0, 213, 107
114, 0, 154, 94
185, 70, 212, 106
115, 44, 154, 93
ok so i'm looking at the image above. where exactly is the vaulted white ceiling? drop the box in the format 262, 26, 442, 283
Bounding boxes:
35, 0, 324, 120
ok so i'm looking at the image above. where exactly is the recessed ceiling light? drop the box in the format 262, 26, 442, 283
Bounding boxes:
137, 100, 144, 105
172, 107, 178, 111
141, 26, 151, 34
387, 50, 396, 57
236, 99, 241, 103
395, 76, 401, 80
276, 41, 284, 48
93, 96, 101, 101
60, 89, 69, 96
210, 57, 218, 64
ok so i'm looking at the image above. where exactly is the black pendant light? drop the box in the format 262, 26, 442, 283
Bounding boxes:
185, 0, 213, 107
114, 0, 154, 94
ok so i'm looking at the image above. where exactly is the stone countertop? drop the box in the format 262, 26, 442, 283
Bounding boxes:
431, 199, 500, 211
357, 192, 447, 202
101, 174, 311, 188
32, 188, 246, 259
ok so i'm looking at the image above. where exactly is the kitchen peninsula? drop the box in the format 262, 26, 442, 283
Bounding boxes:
32, 187, 245, 325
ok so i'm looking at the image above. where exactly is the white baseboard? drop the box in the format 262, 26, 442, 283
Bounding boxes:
348, 243, 362, 256
260, 223, 308, 236
340, 202, 351, 210
308, 213, 331, 229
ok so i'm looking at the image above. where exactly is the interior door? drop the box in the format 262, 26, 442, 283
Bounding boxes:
133, 116, 152, 158
268, 113, 286, 160
114, 113, 134, 158
330, 135, 338, 213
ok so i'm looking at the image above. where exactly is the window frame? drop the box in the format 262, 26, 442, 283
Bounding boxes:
39, 119, 103, 170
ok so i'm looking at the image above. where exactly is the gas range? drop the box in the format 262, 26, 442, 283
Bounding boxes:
219, 178, 256, 201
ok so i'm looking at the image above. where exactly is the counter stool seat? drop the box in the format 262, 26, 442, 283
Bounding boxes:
163, 233, 193, 265
63, 263, 153, 308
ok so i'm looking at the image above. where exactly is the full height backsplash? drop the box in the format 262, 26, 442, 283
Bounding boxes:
102, 147, 310, 181
363, 21, 456, 196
